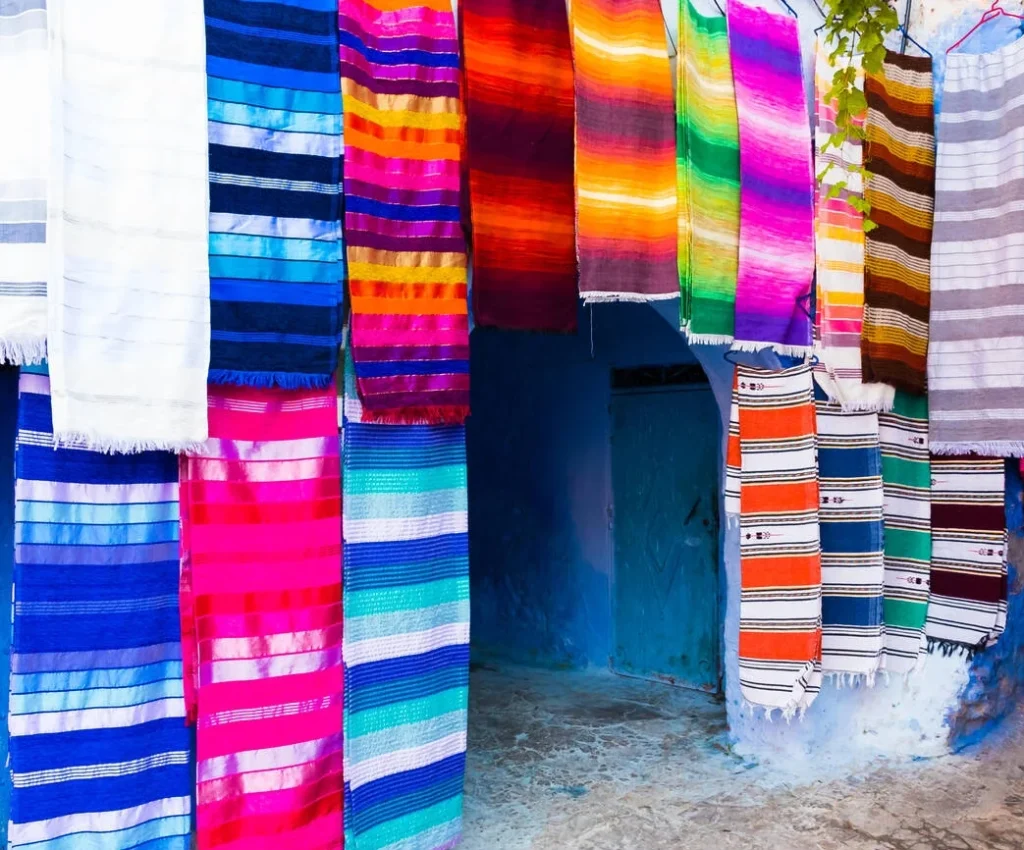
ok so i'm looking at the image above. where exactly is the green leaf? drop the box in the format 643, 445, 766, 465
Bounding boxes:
863, 218, 879, 233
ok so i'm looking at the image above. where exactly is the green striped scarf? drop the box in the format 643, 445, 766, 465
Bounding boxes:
677, 0, 740, 344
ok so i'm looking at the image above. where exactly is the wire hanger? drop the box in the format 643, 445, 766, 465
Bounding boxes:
777, 0, 799, 18
947, 0, 1024, 54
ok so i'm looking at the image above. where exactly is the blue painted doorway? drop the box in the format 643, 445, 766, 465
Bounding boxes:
610, 367, 721, 692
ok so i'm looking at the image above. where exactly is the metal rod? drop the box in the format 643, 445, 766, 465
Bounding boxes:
900, 0, 913, 53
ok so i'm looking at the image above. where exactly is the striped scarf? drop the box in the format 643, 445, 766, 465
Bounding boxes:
728, 0, 816, 357
878, 392, 931, 673
0, 0, 48, 364
179, 384, 343, 850
813, 42, 895, 412
9, 367, 191, 850
862, 51, 934, 396
677, 0, 740, 345
572, 0, 678, 303
726, 362, 822, 716
926, 456, 1007, 652
205, 0, 344, 389
341, 0, 470, 424
929, 40, 1024, 456
814, 385, 885, 680
462, 0, 578, 333
342, 357, 470, 850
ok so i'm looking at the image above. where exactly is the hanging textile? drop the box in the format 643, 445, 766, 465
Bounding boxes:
205, 0, 344, 388
862, 50, 934, 396
925, 456, 1007, 652
677, 0, 740, 344
462, 0, 577, 332
725, 362, 822, 716
814, 385, 885, 680
343, 355, 470, 850
728, 0, 815, 356
0, 0, 48, 364
929, 40, 1024, 455
341, 0, 470, 424
46, 0, 210, 452
179, 383, 343, 850
9, 367, 192, 850
572, 0, 678, 303
813, 42, 895, 412
878, 392, 931, 673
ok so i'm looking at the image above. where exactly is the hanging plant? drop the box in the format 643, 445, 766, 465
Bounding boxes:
818, 0, 901, 230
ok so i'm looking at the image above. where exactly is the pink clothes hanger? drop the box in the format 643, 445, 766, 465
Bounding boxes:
947, 0, 1024, 54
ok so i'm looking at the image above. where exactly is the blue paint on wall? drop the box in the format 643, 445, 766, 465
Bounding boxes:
0, 365, 18, 839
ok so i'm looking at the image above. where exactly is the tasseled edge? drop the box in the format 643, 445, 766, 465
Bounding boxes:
730, 340, 814, 358
361, 405, 470, 426
741, 700, 807, 724
686, 332, 735, 346
52, 431, 209, 456
0, 336, 47, 366
930, 440, 1024, 457
825, 670, 878, 689
208, 369, 333, 391
926, 637, 981, 660
580, 291, 680, 304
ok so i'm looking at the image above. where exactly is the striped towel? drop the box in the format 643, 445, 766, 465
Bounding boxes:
46, 0, 210, 452
677, 0, 740, 345
341, 0, 471, 424
180, 383, 343, 850
9, 367, 191, 850
814, 383, 885, 680
572, 0, 679, 303
462, 0, 578, 333
862, 50, 934, 396
878, 392, 931, 673
926, 456, 1007, 652
205, 0, 344, 389
728, 0, 816, 357
929, 39, 1024, 456
725, 362, 822, 716
0, 0, 48, 364
343, 354, 470, 850
813, 42, 895, 412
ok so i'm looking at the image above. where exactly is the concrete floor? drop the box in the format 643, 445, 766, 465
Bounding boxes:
463, 663, 1024, 850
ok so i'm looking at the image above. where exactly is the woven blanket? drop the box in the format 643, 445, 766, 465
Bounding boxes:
813, 43, 895, 412
341, 0, 470, 424
725, 363, 822, 716
343, 357, 470, 850
929, 40, 1024, 455
814, 383, 885, 680
925, 456, 1007, 651
728, 0, 815, 356
462, 0, 577, 332
46, 0, 210, 452
572, 0, 678, 303
179, 383, 343, 850
878, 392, 931, 673
205, 0, 343, 389
862, 51, 934, 395
677, 0, 740, 344
9, 367, 191, 850
0, 0, 48, 364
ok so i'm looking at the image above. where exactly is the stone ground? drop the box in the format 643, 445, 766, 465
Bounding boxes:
463, 663, 1024, 850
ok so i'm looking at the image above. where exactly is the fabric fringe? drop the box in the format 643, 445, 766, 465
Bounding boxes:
361, 405, 471, 426
825, 670, 877, 689
837, 395, 896, 414
686, 332, 734, 346
730, 339, 814, 358
52, 430, 208, 456
930, 441, 1024, 457
580, 291, 680, 304
207, 368, 332, 391
0, 336, 47, 367
926, 637, 980, 660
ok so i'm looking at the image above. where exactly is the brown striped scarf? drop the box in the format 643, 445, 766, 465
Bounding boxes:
862, 51, 934, 395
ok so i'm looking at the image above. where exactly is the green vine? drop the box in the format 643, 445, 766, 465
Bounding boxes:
818, 0, 901, 231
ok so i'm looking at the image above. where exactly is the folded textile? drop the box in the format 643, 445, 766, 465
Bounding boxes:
925, 456, 1007, 652
462, 0, 577, 332
343, 355, 470, 850
814, 383, 885, 680
341, 0, 470, 424
728, 0, 815, 356
677, 0, 740, 344
46, 0, 210, 452
205, 0, 344, 388
813, 42, 895, 412
862, 50, 934, 395
929, 39, 1024, 455
180, 383, 343, 850
878, 392, 931, 673
726, 363, 822, 716
0, 0, 48, 364
9, 367, 191, 850
572, 0, 678, 303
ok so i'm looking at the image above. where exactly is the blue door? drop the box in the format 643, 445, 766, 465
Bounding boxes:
610, 381, 720, 691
